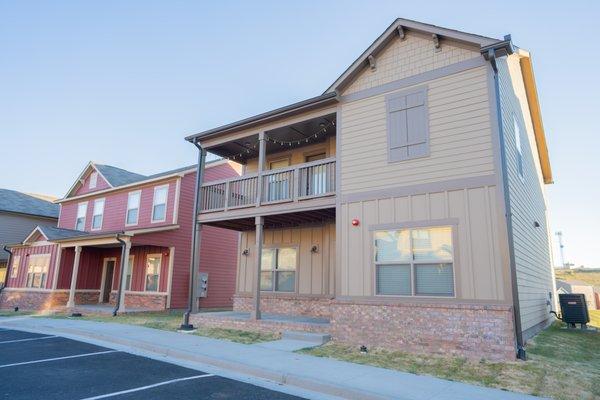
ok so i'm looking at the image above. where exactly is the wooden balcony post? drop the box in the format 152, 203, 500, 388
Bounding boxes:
251, 216, 264, 320
256, 132, 266, 206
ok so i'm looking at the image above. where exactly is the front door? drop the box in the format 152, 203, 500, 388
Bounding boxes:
102, 260, 115, 303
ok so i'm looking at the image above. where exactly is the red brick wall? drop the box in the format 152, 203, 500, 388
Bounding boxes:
233, 294, 333, 318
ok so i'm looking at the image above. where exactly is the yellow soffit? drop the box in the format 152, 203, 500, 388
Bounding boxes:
518, 52, 553, 184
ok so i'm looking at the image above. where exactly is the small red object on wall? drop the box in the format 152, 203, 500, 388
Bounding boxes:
351, 219, 360, 226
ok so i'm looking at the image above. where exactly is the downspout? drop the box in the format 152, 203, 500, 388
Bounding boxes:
1, 246, 13, 292
113, 232, 127, 317
487, 42, 526, 360
181, 139, 206, 330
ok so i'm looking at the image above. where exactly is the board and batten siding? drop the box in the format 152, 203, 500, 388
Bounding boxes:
497, 55, 554, 337
340, 64, 495, 194
237, 223, 335, 297
340, 185, 510, 302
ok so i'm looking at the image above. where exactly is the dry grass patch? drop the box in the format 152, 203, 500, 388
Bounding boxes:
555, 269, 600, 287
300, 321, 600, 400
47, 310, 278, 344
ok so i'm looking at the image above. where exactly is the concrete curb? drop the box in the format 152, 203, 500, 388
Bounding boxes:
1, 319, 390, 400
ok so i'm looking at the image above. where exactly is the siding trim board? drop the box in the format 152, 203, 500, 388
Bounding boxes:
341, 175, 496, 203
341, 56, 486, 104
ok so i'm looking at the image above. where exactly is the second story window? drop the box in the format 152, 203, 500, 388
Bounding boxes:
91, 198, 105, 230
513, 117, 524, 180
151, 185, 168, 223
76, 202, 87, 231
126, 191, 141, 226
89, 172, 98, 189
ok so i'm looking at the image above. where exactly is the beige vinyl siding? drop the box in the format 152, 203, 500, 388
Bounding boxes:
340, 65, 495, 194
340, 185, 510, 302
244, 137, 336, 173
237, 223, 335, 296
343, 32, 480, 95
497, 55, 554, 337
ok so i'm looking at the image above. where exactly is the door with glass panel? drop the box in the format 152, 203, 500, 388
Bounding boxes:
260, 247, 297, 292
266, 159, 290, 202
101, 259, 115, 303
374, 226, 454, 297
304, 152, 327, 196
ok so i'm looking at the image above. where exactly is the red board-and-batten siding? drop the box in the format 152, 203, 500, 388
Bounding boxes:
40, 161, 239, 308
6, 242, 59, 290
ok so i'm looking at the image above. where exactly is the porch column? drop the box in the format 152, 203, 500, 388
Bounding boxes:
256, 131, 266, 206
117, 241, 132, 313
251, 216, 264, 320
66, 246, 82, 308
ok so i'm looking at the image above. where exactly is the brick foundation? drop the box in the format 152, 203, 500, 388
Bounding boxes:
108, 292, 167, 310
330, 299, 516, 361
190, 313, 329, 335
233, 294, 333, 318
0, 290, 99, 311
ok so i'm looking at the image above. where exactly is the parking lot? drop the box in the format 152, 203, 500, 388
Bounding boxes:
0, 328, 306, 400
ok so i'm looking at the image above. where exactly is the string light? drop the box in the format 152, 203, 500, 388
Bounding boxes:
223, 120, 335, 161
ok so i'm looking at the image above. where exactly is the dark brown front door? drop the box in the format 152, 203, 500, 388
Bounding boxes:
102, 260, 115, 303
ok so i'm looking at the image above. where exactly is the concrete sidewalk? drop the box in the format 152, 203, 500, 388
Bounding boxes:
0, 317, 543, 400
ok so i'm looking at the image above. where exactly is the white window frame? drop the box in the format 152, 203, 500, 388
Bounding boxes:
144, 253, 162, 292
372, 223, 456, 298
260, 246, 298, 293
89, 171, 98, 189
10, 255, 21, 279
25, 254, 51, 289
513, 116, 525, 181
91, 198, 105, 231
151, 185, 169, 223
125, 190, 142, 227
75, 202, 88, 231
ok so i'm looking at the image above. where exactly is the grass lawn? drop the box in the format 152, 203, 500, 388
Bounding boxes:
555, 269, 600, 287
300, 313, 600, 400
0, 310, 34, 317
44, 310, 279, 344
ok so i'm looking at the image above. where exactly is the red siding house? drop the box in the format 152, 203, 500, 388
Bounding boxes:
0, 160, 241, 312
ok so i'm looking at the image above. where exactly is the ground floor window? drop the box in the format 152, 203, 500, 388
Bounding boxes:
10, 255, 21, 279
260, 247, 297, 292
374, 226, 454, 297
25, 254, 51, 289
145, 254, 161, 291
125, 255, 134, 290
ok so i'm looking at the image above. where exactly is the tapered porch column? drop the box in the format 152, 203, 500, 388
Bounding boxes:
251, 216, 264, 320
117, 241, 132, 313
66, 246, 82, 308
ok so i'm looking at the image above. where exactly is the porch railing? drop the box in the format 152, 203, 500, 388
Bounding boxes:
199, 157, 336, 212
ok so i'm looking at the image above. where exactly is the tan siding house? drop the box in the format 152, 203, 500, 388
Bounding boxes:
185, 18, 555, 361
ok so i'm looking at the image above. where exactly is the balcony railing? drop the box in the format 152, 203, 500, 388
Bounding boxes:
200, 158, 336, 212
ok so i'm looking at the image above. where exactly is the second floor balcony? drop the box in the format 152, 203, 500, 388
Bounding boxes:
200, 157, 336, 214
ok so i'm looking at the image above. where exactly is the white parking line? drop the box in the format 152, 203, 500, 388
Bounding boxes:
0, 350, 118, 368
79, 374, 215, 399
0, 335, 58, 344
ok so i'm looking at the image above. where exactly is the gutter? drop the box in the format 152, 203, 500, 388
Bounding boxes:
0, 246, 13, 293
113, 232, 127, 317
181, 140, 207, 330
485, 38, 526, 360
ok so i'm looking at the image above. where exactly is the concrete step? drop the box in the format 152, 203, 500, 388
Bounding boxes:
282, 330, 331, 344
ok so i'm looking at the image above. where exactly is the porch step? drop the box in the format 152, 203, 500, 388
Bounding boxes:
282, 330, 331, 345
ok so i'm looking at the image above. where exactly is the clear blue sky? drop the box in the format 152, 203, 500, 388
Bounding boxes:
1, 1, 598, 267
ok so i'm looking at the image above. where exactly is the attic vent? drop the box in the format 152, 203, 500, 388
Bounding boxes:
368, 55, 376, 71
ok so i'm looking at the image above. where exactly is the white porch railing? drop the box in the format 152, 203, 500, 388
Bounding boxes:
199, 158, 336, 212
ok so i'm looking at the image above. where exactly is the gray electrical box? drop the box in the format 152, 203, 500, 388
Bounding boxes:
197, 272, 208, 298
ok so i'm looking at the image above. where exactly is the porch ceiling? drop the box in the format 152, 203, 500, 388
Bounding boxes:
206, 113, 336, 163
203, 207, 336, 231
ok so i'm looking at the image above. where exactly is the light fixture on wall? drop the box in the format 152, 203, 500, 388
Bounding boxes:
533, 221, 540, 228
351, 219, 360, 227
311, 245, 319, 254
242, 249, 249, 256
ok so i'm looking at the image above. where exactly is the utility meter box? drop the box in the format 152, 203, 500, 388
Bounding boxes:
197, 272, 208, 298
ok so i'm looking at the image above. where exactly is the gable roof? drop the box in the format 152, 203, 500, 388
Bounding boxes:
0, 188, 59, 219
94, 164, 147, 187
324, 18, 501, 93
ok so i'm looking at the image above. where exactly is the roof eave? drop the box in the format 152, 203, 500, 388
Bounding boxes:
185, 92, 339, 143
325, 18, 501, 94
